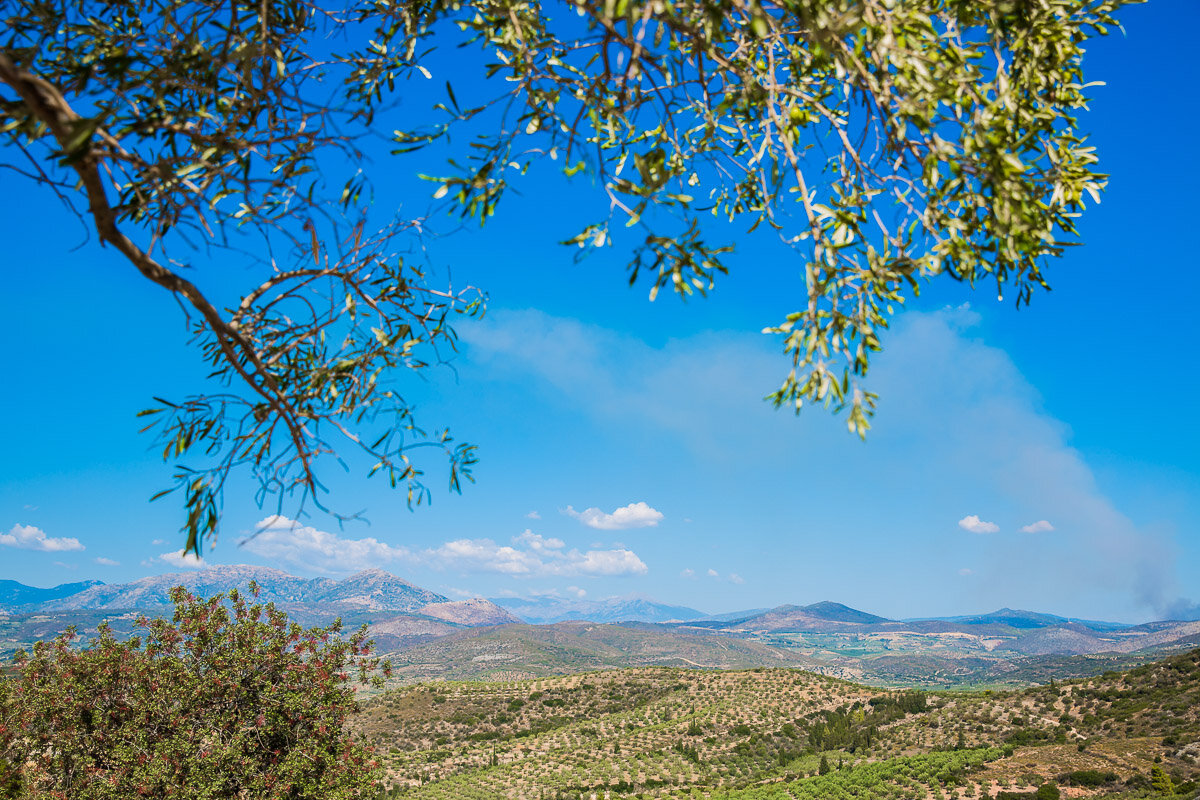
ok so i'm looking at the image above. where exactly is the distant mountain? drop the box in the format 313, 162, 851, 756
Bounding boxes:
36, 565, 333, 611
914, 608, 1128, 632
8, 568, 1198, 675
315, 568, 446, 612
21, 565, 515, 628
805, 601, 890, 624
726, 601, 890, 632
0, 579, 104, 608
491, 594, 708, 624
420, 598, 521, 626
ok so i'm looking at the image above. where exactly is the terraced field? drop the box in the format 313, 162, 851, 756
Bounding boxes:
352, 649, 1200, 799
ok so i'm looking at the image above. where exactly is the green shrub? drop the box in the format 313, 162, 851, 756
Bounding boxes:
0, 583, 386, 799
1058, 769, 1118, 787
1036, 782, 1060, 800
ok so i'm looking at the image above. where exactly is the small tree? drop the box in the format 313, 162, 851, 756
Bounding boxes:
1150, 766, 1176, 797
1036, 782, 1060, 800
0, 583, 389, 799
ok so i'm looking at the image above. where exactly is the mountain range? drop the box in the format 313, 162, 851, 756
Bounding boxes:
0, 578, 103, 607
1, 566, 518, 627
4, 568, 1200, 688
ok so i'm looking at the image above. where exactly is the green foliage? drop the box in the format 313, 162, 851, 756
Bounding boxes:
0, 0, 487, 555
412, 0, 1133, 438
1151, 766, 1177, 796
0, 756, 19, 799
714, 748, 1004, 799
1035, 782, 1061, 800
0, 584, 387, 799
0, 0, 1136, 551
354, 651, 1200, 800
1004, 726, 1066, 747
1058, 769, 1118, 787
868, 690, 927, 715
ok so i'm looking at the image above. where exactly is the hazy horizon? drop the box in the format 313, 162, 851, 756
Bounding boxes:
4, 562, 1191, 627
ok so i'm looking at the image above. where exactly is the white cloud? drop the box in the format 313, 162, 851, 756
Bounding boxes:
958, 515, 1000, 535
729, 573, 745, 585
151, 538, 166, 546
513, 529, 565, 551
424, 534, 647, 577
1021, 520, 1055, 533
1, 524, 84, 552
680, 568, 696, 579
958, 567, 974, 576
53, 561, 77, 570
241, 516, 411, 575
93, 557, 120, 566
159, 550, 206, 570
573, 549, 648, 575
461, 307, 1195, 621
237, 516, 647, 579
461, 309, 790, 462
525, 511, 541, 520
425, 538, 542, 575
567, 585, 587, 598
707, 568, 719, 578
564, 501, 664, 530
525, 587, 566, 599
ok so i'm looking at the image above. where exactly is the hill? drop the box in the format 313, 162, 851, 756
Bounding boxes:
377, 621, 807, 683
922, 608, 1129, 631
352, 648, 1200, 799
666, 601, 1200, 682
725, 601, 891, 632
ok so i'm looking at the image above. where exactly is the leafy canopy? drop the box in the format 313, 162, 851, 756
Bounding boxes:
0, 584, 388, 799
0, 0, 1131, 554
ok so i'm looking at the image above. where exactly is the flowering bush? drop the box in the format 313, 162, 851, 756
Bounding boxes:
0, 583, 389, 799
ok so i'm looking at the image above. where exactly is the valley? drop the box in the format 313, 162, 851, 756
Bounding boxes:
2, 567, 1199, 798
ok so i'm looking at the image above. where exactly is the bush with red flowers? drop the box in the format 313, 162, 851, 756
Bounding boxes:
0, 582, 389, 799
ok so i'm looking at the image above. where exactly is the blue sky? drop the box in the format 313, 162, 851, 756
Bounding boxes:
2, 0, 1197, 623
